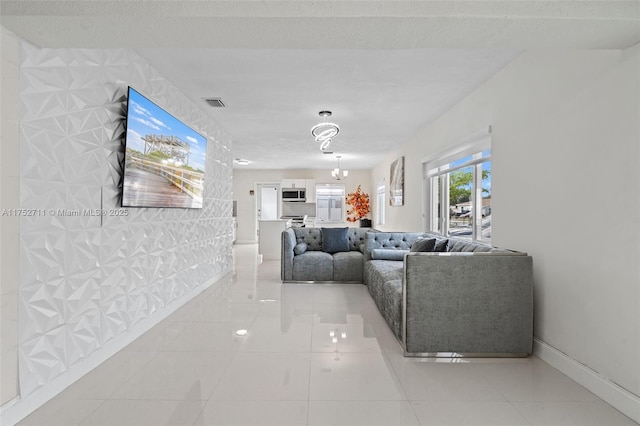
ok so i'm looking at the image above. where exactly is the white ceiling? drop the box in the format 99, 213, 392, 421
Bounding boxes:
134, 48, 520, 170
2, 1, 639, 170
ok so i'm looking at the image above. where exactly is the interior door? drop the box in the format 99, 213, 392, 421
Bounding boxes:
258, 185, 279, 220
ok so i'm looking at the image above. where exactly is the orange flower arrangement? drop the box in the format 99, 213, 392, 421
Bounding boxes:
346, 185, 370, 223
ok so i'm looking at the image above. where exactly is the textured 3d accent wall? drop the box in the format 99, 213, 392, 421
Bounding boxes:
18, 43, 233, 396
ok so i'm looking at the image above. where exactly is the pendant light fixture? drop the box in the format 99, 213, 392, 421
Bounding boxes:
332, 155, 349, 180
311, 110, 340, 152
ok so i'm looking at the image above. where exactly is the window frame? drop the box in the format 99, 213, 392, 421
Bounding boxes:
422, 129, 492, 242
315, 183, 346, 223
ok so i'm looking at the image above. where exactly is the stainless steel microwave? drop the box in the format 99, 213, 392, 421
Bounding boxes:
282, 188, 306, 202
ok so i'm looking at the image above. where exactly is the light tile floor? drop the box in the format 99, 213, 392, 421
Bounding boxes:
18, 244, 638, 426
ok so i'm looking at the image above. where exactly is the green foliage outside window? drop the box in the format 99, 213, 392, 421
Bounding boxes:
449, 169, 491, 205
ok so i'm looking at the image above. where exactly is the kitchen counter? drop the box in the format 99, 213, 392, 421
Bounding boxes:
258, 219, 291, 260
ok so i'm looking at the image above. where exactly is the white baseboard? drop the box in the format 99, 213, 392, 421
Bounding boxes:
0, 267, 232, 426
534, 338, 640, 423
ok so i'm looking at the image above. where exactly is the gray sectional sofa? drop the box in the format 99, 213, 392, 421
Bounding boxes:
363, 232, 533, 356
281, 227, 534, 357
281, 227, 370, 282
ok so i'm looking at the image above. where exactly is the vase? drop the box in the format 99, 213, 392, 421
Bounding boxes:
360, 219, 372, 228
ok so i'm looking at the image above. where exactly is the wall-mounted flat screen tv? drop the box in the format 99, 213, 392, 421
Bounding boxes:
122, 86, 207, 209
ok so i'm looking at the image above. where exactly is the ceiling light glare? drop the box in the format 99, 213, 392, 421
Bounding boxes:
235, 329, 248, 336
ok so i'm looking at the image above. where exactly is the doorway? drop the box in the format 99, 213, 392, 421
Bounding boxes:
256, 183, 280, 237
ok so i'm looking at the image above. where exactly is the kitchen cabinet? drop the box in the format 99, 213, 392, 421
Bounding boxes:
281, 179, 306, 189
305, 179, 316, 203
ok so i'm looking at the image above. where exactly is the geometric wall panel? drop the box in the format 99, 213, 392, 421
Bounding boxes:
18, 42, 233, 397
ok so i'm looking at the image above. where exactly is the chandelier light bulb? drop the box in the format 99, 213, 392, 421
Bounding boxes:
332, 155, 348, 181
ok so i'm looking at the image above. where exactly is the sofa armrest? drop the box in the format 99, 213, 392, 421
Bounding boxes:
281, 228, 297, 281
403, 252, 533, 356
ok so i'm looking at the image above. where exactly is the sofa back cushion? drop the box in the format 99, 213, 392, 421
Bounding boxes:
322, 227, 350, 254
410, 237, 437, 252
364, 232, 428, 261
293, 228, 323, 251
293, 227, 370, 253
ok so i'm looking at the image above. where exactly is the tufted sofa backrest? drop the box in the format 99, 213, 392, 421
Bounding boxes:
294, 228, 323, 251
346, 228, 369, 251
370, 231, 513, 255
293, 227, 371, 252
364, 232, 428, 260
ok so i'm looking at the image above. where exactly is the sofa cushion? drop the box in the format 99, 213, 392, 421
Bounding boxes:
322, 227, 350, 254
364, 260, 405, 340
379, 279, 403, 339
293, 242, 308, 255
434, 239, 449, 252
333, 251, 364, 281
371, 249, 408, 261
293, 251, 334, 281
410, 237, 437, 252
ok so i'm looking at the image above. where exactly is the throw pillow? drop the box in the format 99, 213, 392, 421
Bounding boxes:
434, 239, 449, 252
410, 237, 437, 252
293, 242, 308, 255
321, 227, 350, 254
371, 249, 408, 261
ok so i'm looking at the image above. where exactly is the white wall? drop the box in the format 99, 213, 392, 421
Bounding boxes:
0, 26, 21, 407
371, 47, 640, 419
233, 169, 372, 243
1, 39, 234, 424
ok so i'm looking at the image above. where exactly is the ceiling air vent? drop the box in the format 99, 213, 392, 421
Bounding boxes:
203, 98, 226, 108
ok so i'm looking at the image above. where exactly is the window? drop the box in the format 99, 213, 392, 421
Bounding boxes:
316, 184, 345, 223
423, 133, 491, 242
376, 180, 386, 226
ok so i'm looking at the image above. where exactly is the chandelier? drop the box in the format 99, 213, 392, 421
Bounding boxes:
311, 110, 340, 152
332, 155, 349, 180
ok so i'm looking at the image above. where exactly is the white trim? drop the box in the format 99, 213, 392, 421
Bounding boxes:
420, 126, 491, 166
534, 338, 640, 423
425, 154, 491, 177
421, 127, 492, 239
0, 268, 232, 426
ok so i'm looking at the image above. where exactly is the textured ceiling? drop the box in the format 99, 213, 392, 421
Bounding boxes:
2, 0, 639, 169
134, 48, 520, 170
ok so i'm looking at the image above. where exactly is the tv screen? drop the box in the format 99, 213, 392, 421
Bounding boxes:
122, 87, 207, 208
